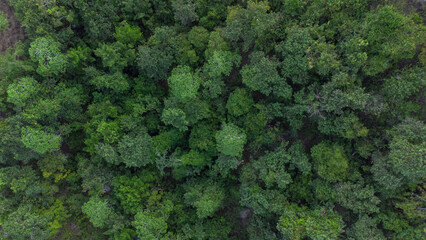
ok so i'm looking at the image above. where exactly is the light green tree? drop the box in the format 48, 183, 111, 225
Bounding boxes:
311, 142, 348, 182
81, 197, 113, 228
215, 123, 247, 157
21, 126, 62, 154
168, 65, 200, 102
29, 37, 67, 76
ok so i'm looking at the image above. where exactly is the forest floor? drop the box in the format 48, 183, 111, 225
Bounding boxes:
0, 0, 26, 54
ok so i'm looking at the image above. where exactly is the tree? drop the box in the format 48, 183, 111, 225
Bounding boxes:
387, 118, 426, 185
277, 204, 344, 240
204, 50, 241, 79
28, 37, 67, 76
226, 88, 253, 117
346, 215, 386, 240
188, 26, 209, 53
308, 40, 341, 76
6, 77, 41, 108
181, 150, 208, 167
241, 51, 292, 99
215, 123, 246, 157
172, 0, 199, 27
137, 45, 175, 80
211, 153, 238, 178
310, 142, 348, 182
222, 1, 280, 52
119, 0, 153, 22
335, 181, 381, 215
204, 28, 230, 59
112, 170, 159, 214
81, 197, 113, 228
380, 68, 425, 117
276, 26, 313, 85
117, 131, 153, 167
184, 180, 225, 218
239, 163, 287, 216
168, 65, 200, 102
43, 199, 72, 237
37, 152, 67, 179
132, 192, 174, 240
189, 122, 218, 156
21, 126, 62, 154
288, 141, 311, 175
75, 0, 119, 43
86, 68, 130, 92
1, 205, 51, 240
114, 20, 143, 47
254, 142, 292, 189
161, 108, 189, 131
94, 42, 135, 72
362, 5, 422, 76
77, 157, 114, 196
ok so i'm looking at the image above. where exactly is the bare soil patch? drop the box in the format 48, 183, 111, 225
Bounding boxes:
0, 0, 26, 54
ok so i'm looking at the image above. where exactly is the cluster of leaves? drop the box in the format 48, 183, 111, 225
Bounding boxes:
0, 11, 8, 32
0, 0, 425, 239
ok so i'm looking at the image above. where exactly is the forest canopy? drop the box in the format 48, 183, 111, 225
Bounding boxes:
0, 0, 425, 239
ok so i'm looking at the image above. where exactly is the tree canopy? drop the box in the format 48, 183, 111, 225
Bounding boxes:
0, 0, 425, 239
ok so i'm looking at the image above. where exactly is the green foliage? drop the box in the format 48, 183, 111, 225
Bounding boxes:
112, 171, 158, 214
172, 0, 199, 27
189, 122, 217, 156
335, 182, 381, 214
181, 150, 208, 167
226, 88, 253, 116
94, 42, 135, 72
205, 50, 241, 79
161, 108, 189, 131
363, 5, 422, 76
288, 141, 311, 174
254, 142, 292, 189
6, 77, 41, 108
212, 153, 238, 177
81, 197, 113, 228
137, 45, 175, 80
1, 205, 51, 240
184, 180, 225, 218
387, 118, 426, 184
277, 204, 344, 240
118, 131, 153, 167
132, 193, 174, 240
204, 28, 230, 59
168, 65, 200, 101
222, 1, 280, 51
21, 126, 62, 154
215, 123, 247, 157
114, 21, 143, 47
347, 215, 386, 240
276, 26, 313, 84
311, 142, 348, 182
37, 152, 67, 178
0, 11, 9, 32
1, 1, 425, 239
241, 51, 292, 98
86, 68, 130, 92
188, 26, 209, 53
395, 184, 426, 222
28, 37, 67, 76
43, 199, 71, 236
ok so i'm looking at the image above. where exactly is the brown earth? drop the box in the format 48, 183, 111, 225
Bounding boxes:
0, 0, 26, 54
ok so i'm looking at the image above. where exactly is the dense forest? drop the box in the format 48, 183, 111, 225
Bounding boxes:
0, 0, 425, 239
